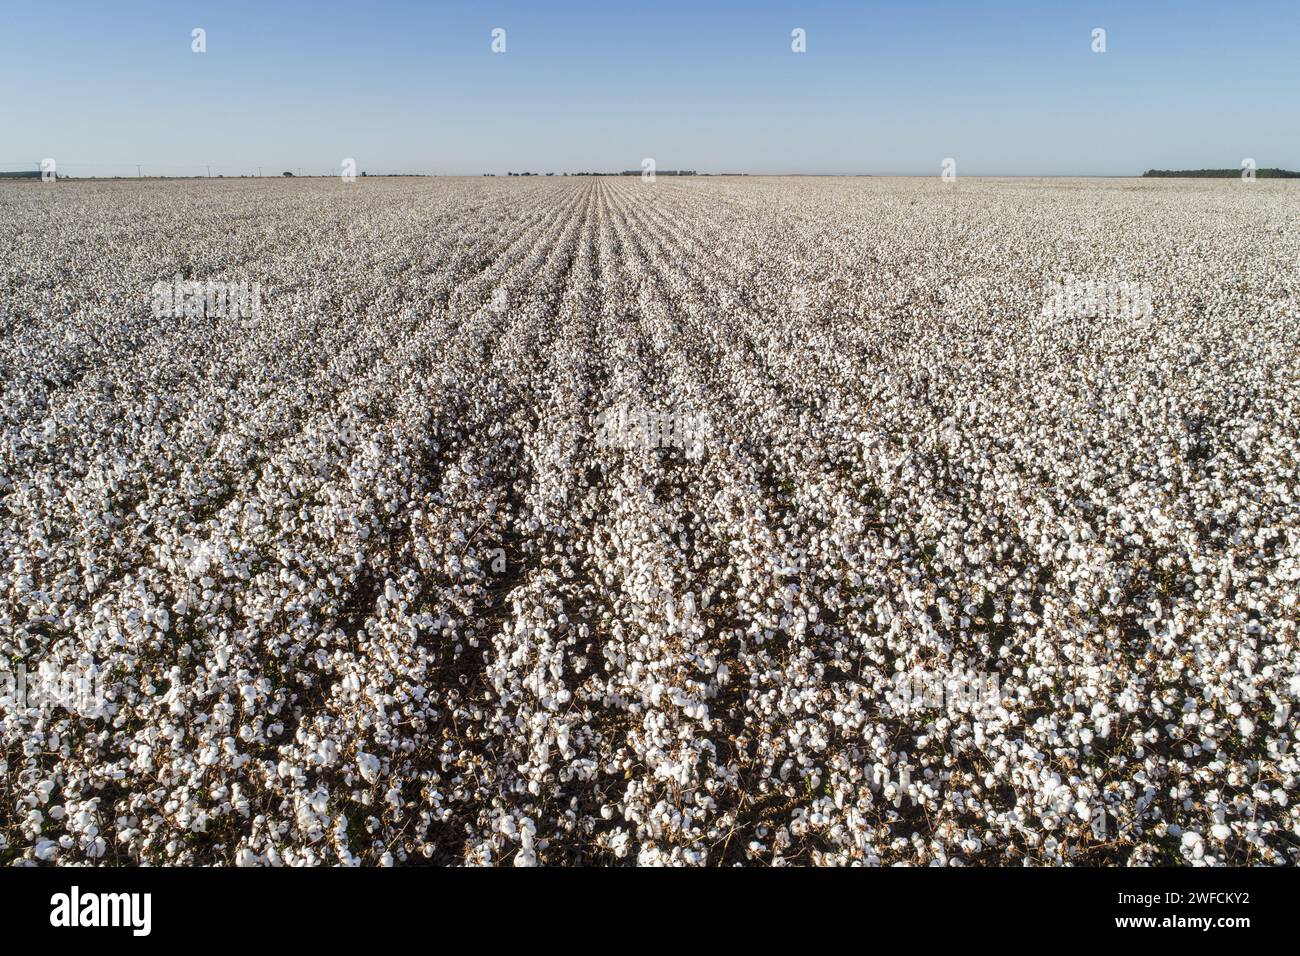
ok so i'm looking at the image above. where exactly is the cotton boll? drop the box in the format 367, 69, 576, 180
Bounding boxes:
357, 752, 381, 784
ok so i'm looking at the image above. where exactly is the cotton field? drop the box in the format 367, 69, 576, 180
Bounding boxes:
2, 175, 1298, 867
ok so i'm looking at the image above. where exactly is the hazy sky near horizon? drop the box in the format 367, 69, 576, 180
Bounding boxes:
2, 0, 1297, 177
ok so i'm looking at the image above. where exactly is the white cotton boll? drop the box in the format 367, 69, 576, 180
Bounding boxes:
316, 739, 338, 766
357, 752, 381, 784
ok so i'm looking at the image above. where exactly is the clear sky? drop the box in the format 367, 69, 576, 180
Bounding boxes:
2, 0, 1297, 177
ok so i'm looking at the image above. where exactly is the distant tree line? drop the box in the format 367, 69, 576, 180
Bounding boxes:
506, 171, 706, 177
1143, 168, 1300, 178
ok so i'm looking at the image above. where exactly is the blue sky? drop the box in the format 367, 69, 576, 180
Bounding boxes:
2, 0, 1297, 176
